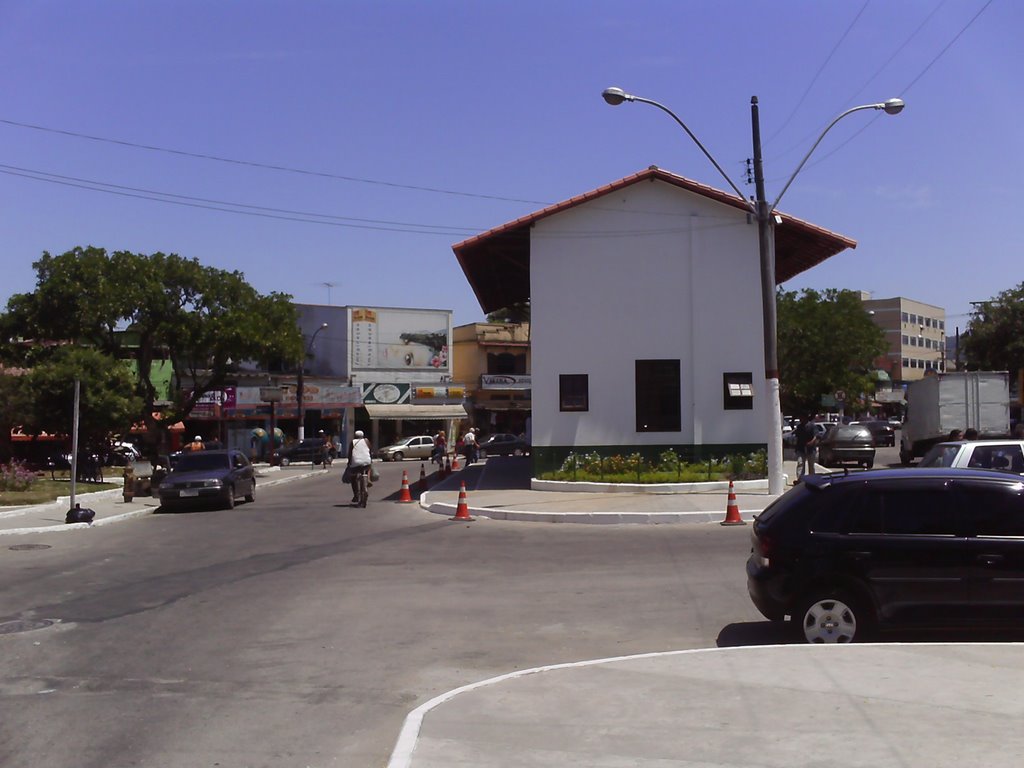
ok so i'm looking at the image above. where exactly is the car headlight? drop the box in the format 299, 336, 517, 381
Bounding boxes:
201, 479, 224, 488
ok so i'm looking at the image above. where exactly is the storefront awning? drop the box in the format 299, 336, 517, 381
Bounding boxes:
364, 404, 468, 421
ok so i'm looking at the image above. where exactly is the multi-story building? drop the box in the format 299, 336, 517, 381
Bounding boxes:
452, 322, 531, 437
860, 294, 947, 385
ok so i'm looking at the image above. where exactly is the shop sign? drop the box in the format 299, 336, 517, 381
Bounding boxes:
362, 382, 411, 404
412, 384, 466, 404
480, 374, 531, 390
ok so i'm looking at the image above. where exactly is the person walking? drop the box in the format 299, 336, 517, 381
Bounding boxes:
462, 428, 478, 464
795, 417, 819, 478
347, 430, 373, 503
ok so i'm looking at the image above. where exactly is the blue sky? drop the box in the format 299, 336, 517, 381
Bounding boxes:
0, 1, 1014, 334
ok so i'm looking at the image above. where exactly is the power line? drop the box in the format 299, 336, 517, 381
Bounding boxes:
0, 117, 548, 206
0, 162, 748, 240
765, 0, 993, 183
764, 0, 871, 147
764, 0, 947, 166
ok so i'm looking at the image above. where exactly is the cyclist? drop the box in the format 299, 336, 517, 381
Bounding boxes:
347, 430, 373, 505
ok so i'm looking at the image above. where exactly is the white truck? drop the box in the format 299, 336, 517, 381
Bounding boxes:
900, 371, 1011, 464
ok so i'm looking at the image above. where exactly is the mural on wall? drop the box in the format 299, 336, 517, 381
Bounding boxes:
351, 307, 450, 371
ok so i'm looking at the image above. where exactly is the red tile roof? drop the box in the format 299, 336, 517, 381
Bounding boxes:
453, 166, 856, 314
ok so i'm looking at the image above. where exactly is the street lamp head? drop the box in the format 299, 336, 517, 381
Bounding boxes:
320, 322, 328, 329
881, 98, 905, 115
601, 87, 633, 106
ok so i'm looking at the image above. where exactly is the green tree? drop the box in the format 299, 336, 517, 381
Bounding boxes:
776, 288, 887, 417
0, 369, 30, 463
3, 247, 303, 453
486, 300, 531, 324
962, 282, 1024, 373
21, 346, 142, 451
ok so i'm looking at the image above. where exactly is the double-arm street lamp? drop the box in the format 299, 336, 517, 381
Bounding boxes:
602, 87, 904, 494
296, 322, 328, 442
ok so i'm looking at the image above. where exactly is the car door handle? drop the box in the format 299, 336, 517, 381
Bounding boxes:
976, 554, 1005, 566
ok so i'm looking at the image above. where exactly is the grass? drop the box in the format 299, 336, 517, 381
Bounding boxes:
0, 477, 119, 507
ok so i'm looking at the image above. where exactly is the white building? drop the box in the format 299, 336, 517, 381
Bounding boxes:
454, 167, 855, 474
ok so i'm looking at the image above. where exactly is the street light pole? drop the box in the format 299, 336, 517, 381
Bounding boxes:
297, 322, 328, 443
602, 88, 904, 494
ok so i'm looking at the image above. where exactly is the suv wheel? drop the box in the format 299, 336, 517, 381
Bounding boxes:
280, 457, 290, 467
796, 591, 870, 644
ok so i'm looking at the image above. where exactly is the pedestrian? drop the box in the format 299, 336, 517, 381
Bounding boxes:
963, 428, 979, 440
794, 417, 819, 478
347, 429, 373, 503
187, 435, 205, 452
948, 429, 964, 441
462, 428, 478, 464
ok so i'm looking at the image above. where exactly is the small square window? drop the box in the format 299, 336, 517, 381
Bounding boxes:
723, 372, 754, 410
559, 374, 589, 412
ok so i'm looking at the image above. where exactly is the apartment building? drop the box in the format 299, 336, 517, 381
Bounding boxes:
860, 294, 947, 384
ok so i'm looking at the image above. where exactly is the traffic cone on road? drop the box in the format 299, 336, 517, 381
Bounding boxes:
451, 452, 460, 471
720, 480, 746, 526
397, 470, 413, 503
419, 463, 428, 491
449, 481, 474, 521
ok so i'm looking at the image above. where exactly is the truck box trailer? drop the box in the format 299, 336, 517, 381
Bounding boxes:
900, 371, 1010, 464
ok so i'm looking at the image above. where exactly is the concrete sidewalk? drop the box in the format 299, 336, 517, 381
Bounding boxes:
0, 464, 329, 536
390, 642, 1024, 767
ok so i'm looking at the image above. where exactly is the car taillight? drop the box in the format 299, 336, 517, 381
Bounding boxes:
753, 530, 776, 567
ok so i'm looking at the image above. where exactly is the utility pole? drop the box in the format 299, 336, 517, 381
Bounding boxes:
751, 97, 785, 495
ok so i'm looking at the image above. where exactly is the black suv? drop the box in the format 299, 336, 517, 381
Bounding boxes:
747, 468, 1024, 643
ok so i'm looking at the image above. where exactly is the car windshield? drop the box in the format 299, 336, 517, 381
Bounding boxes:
175, 453, 230, 472
919, 443, 960, 468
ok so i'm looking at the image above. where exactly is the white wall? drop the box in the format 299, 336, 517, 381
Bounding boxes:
531, 180, 766, 450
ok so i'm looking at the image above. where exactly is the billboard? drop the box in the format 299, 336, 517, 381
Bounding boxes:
351, 307, 450, 371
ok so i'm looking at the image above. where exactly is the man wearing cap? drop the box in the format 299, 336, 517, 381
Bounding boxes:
347, 430, 373, 503
187, 435, 205, 452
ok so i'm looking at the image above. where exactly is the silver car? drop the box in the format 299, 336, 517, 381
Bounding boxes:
378, 435, 436, 462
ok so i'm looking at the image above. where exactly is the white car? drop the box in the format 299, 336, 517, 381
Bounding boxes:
918, 440, 1024, 474
377, 435, 436, 462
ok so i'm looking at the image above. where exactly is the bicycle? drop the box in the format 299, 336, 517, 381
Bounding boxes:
355, 466, 369, 507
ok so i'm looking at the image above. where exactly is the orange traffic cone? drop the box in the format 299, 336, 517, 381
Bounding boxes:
397, 470, 413, 503
450, 481, 474, 521
419, 463, 428, 491
451, 452, 460, 471
720, 480, 746, 526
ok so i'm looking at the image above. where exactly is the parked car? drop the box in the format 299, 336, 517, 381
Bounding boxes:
271, 438, 336, 466
478, 433, 530, 457
851, 420, 895, 447
747, 467, 1024, 643
378, 435, 435, 462
157, 449, 256, 510
816, 424, 875, 469
918, 440, 1024, 474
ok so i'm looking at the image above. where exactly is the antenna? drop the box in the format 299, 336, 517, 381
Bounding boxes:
321, 282, 337, 305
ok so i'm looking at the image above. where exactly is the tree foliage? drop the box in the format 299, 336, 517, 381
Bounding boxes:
776, 288, 887, 417
3, 247, 303, 451
486, 300, 531, 324
962, 282, 1024, 373
21, 347, 142, 451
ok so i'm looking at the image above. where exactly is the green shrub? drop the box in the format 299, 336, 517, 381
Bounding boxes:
542, 449, 767, 483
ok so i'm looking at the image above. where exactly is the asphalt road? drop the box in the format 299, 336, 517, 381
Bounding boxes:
0, 460, 772, 768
